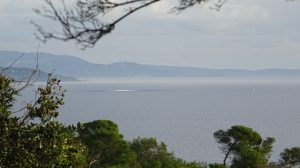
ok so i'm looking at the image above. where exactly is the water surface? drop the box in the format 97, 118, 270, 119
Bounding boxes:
26, 78, 300, 163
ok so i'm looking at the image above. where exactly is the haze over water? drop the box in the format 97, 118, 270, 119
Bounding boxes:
32, 77, 300, 163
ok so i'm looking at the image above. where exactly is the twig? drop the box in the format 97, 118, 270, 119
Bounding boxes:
0, 53, 25, 74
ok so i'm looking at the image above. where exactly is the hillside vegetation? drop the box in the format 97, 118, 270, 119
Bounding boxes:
0, 74, 299, 168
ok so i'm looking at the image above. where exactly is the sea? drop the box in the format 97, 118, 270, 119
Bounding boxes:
21, 77, 300, 163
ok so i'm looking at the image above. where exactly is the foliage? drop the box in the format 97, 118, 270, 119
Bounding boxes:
214, 125, 275, 168
77, 120, 136, 168
130, 137, 205, 168
277, 147, 300, 168
0, 75, 85, 168
209, 163, 228, 168
0, 76, 18, 109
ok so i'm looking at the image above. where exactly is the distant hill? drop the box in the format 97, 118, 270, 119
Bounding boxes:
0, 67, 78, 82
1, 50, 300, 78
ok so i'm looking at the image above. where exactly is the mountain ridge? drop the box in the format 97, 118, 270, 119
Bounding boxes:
0, 66, 78, 82
1, 50, 300, 78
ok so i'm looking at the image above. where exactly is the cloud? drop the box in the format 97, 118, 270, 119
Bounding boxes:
0, 0, 300, 69
0, 0, 37, 15
149, 0, 173, 14
214, 3, 270, 22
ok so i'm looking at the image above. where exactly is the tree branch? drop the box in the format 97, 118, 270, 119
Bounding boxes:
33, 0, 218, 49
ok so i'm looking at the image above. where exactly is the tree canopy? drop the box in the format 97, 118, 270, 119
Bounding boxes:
130, 137, 205, 168
214, 125, 275, 168
278, 147, 300, 168
77, 120, 135, 168
0, 75, 86, 167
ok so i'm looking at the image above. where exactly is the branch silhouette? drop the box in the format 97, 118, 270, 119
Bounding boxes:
33, 0, 227, 49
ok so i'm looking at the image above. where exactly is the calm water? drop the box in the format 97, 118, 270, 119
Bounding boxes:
26, 78, 300, 163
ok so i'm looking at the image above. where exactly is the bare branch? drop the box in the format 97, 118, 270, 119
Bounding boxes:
173, 0, 227, 13
15, 45, 40, 92
0, 53, 24, 74
33, 0, 218, 49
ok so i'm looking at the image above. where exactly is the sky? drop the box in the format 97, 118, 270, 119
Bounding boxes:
0, 0, 300, 69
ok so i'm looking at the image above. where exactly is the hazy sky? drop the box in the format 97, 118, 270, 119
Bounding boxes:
0, 0, 300, 69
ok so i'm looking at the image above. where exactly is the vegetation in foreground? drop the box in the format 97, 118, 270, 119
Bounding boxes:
0, 74, 299, 168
